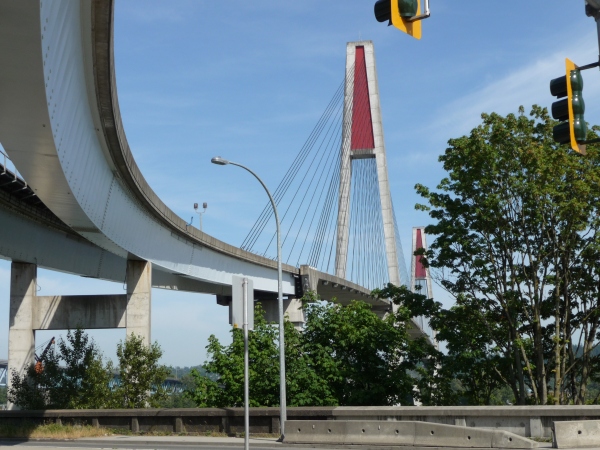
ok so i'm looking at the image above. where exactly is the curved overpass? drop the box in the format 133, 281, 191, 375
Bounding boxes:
0, 0, 382, 307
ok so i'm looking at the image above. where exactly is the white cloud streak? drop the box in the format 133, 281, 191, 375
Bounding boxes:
428, 31, 600, 146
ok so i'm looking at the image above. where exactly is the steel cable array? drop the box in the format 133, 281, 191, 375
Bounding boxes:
241, 65, 408, 291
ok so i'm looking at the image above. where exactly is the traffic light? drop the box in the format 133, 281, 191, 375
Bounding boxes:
550, 58, 587, 154
374, 0, 422, 40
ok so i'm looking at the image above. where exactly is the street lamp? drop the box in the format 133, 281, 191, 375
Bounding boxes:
210, 156, 287, 438
194, 202, 208, 231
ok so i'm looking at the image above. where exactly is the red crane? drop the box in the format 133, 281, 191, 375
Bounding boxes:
34, 337, 55, 374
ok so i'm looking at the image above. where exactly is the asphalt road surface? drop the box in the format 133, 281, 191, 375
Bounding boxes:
0, 437, 570, 450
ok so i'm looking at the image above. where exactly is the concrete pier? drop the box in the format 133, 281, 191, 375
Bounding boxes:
6, 259, 153, 409
126, 260, 152, 345
7, 262, 37, 408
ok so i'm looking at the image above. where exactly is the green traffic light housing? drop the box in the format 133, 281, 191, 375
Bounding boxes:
550, 59, 587, 154
374, 0, 392, 23
399, 0, 418, 17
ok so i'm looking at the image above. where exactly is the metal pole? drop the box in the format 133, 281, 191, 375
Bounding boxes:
216, 159, 286, 438
243, 277, 250, 450
586, 1, 600, 63
596, 15, 600, 65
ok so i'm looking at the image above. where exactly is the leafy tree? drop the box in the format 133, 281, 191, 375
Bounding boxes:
8, 329, 112, 409
156, 373, 197, 408
302, 299, 418, 406
373, 284, 454, 406
111, 333, 170, 408
187, 298, 429, 407
283, 317, 337, 406
186, 303, 332, 407
415, 106, 600, 405
0, 386, 6, 405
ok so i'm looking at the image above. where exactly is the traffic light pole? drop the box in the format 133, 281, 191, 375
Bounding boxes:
597, 17, 600, 61
586, 1, 600, 64
406, 0, 430, 22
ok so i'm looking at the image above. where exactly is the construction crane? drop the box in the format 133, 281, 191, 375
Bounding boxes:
34, 337, 55, 374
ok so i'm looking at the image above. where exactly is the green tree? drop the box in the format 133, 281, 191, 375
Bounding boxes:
283, 317, 337, 406
0, 386, 6, 406
373, 284, 454, 406
156, 373, 197, 408
302, 299, 419, 406
8, 329, 112, 409
187, 298, 432, 407
186, 303, 332, 407
415, 106, 600, 405
112, 333, 170, 408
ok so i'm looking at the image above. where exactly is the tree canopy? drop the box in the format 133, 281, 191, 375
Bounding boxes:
186, 298, 437, 407
8, 329, 169, 410
8, 329, 112, 409
111, 334, 170, 408
414, 106, 600, 405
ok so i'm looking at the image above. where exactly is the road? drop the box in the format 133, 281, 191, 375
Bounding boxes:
0, 437, 568, 450
1, 436, 284, 450
0, 436, 341, 450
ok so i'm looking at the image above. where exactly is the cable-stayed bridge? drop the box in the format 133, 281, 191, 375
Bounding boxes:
0, 1, 435, 407
239, 43, 410, 293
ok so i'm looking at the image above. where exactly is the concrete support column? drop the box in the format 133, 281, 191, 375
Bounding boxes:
8, 262, 37, 409
365, 44, 401, 289
335, 43, 356, 280
262, 297, 305, 329
529, 416, 543, 438
126, 260, 151, 345
174, 417, 183, 433
454, 417, 466, 427
131, 416, 139, 433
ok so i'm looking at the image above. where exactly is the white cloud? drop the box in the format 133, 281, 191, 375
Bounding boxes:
428, 31, 600, 145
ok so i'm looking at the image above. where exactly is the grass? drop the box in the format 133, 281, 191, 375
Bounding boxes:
0, 422, 116, 439
0, 423, 276, 440
531, 436, 553, 443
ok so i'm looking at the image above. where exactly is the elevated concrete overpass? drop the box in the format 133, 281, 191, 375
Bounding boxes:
0, 0, 385, 306
0, 0, 398, 401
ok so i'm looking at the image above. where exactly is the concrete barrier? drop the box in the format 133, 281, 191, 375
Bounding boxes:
2, 406, 600, 439
285, 420, 539, 448
553, 420, 600, 448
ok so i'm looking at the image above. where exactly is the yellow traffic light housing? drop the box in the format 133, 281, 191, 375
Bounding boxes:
550, 58, 587, 155
391, 0, 422, 39
374, 0, 429, 39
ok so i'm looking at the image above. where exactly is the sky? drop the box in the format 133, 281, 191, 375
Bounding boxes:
2, 1, 600, 368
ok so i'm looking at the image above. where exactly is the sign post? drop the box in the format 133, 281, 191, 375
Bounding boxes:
233, 275, 254, 449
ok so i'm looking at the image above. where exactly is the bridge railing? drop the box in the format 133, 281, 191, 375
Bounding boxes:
0, 361, 7, 388
1, 148, 28, 188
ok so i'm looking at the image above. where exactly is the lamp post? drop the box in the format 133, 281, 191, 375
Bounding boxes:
211, 156, 287, 438
194, 202, 208, 231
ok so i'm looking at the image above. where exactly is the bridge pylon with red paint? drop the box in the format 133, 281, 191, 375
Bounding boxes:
335, 41, 405, 291
411, 226, 437, 344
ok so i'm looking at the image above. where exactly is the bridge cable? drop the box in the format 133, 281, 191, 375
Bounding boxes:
240, 73, 348, 253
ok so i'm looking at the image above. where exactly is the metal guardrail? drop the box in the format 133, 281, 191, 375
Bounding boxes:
0, 149, 35, 200
0, 149, 26, 187
0, 359, 7, 388
0, 149, 52, 213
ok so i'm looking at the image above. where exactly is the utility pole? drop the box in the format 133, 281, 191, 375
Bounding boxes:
586, 0, 600, 62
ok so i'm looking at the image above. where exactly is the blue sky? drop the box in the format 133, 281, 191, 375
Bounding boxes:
2, 1, 600, 367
